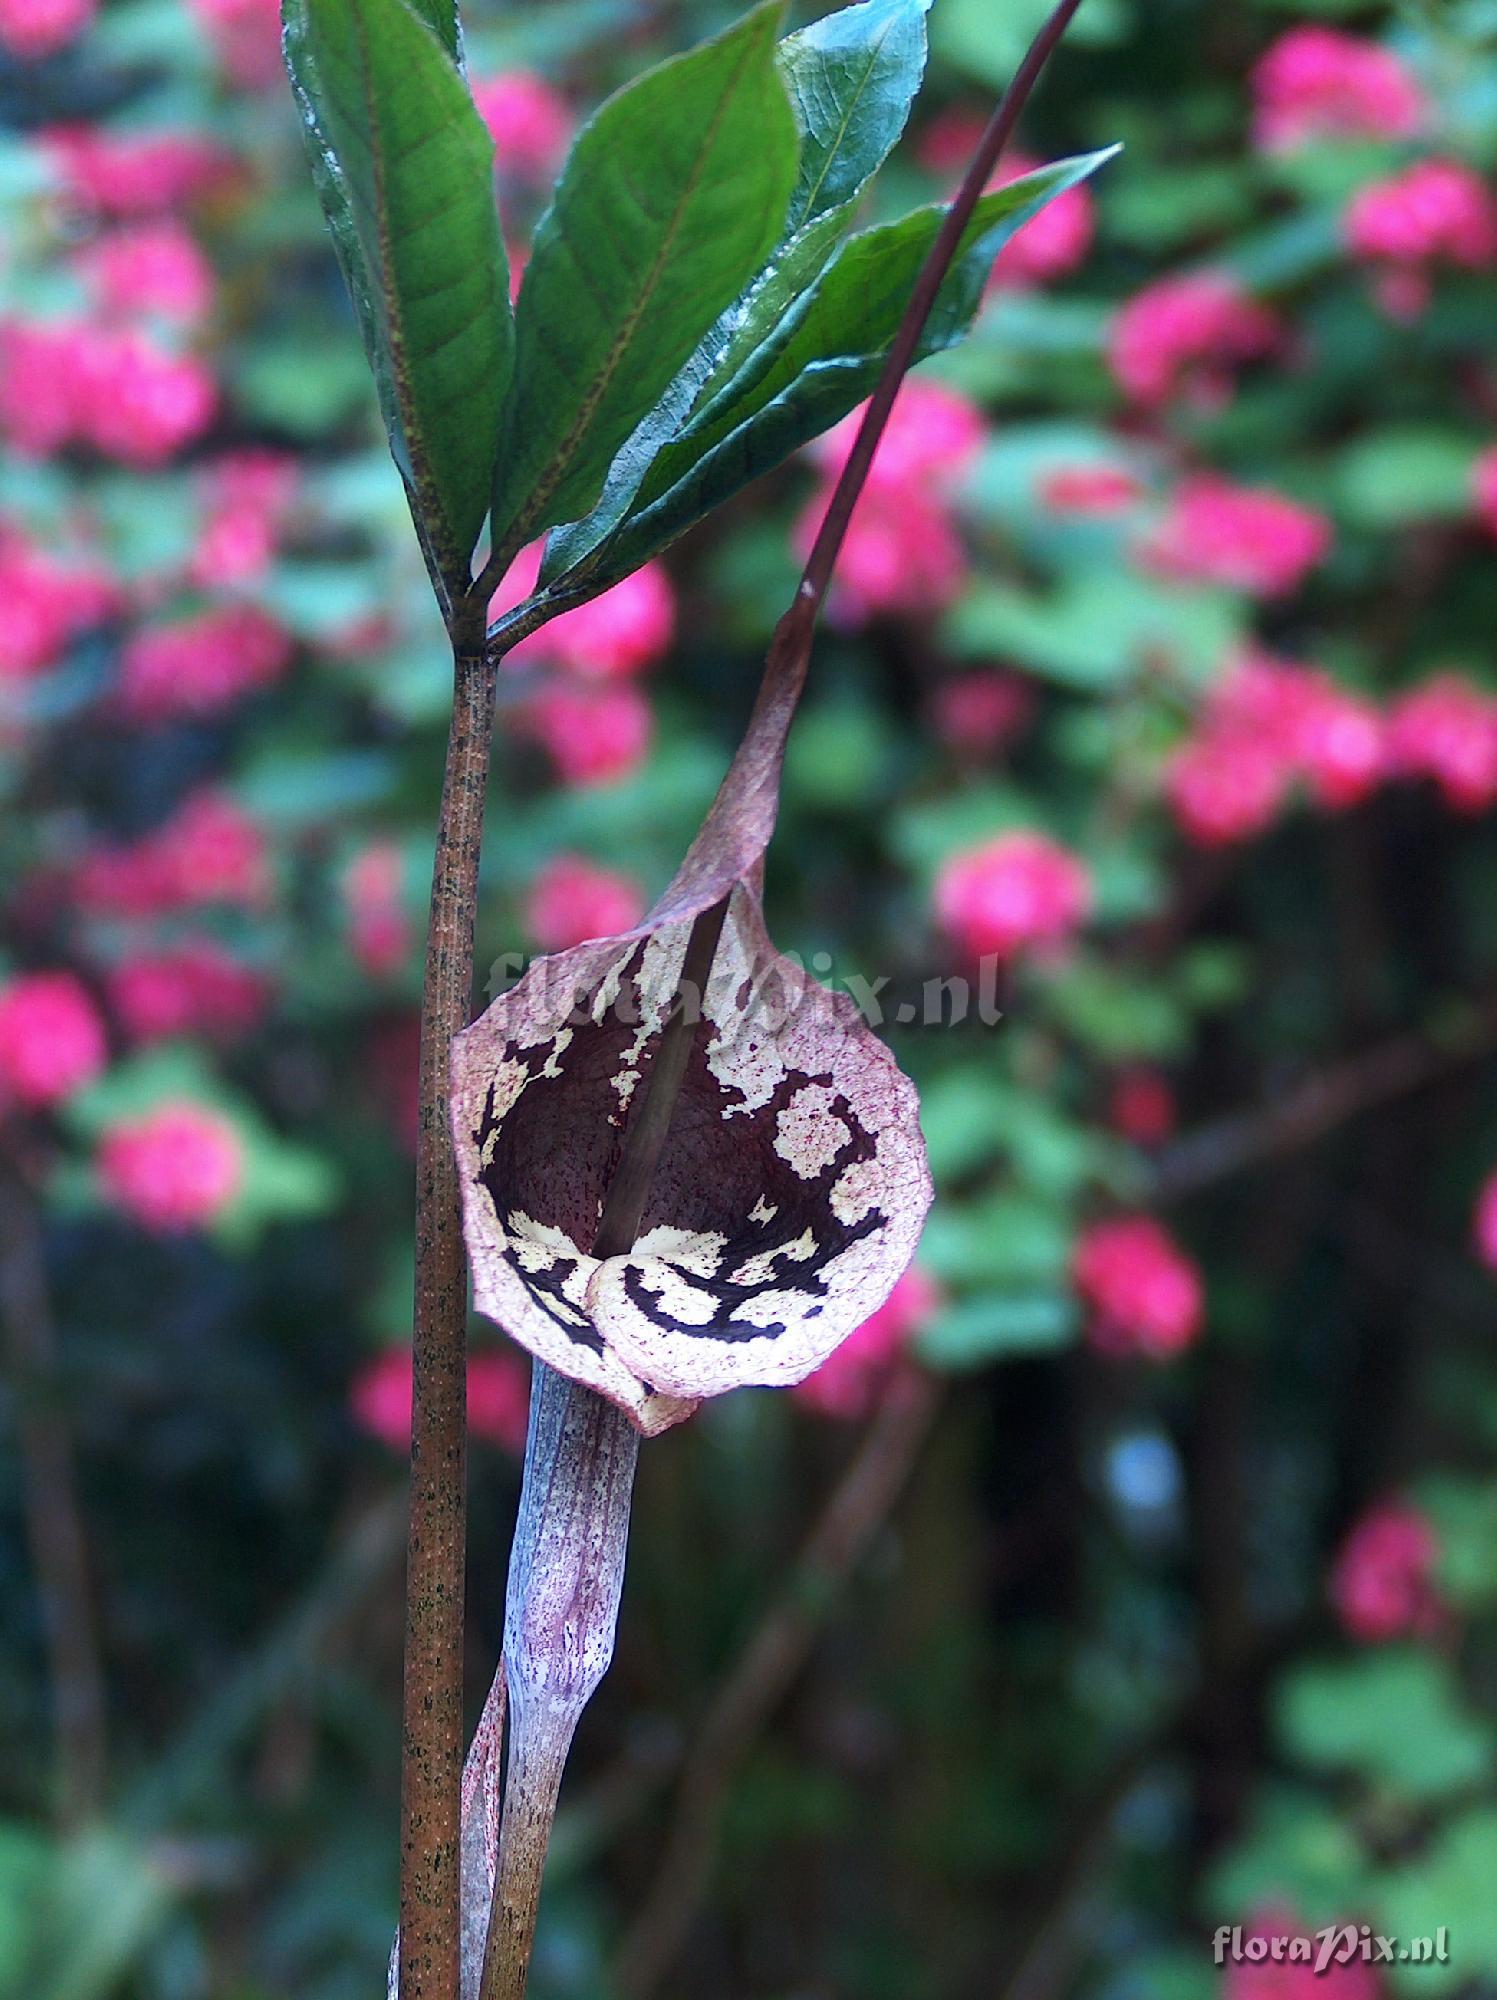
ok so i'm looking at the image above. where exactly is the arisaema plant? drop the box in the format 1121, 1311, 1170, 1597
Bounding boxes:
279, 0, 1111, 1991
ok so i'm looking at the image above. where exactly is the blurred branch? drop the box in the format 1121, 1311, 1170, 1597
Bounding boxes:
0, 1166, 107, 1829
1150, 997, 1497, 1202
613, 1374, 942, 2000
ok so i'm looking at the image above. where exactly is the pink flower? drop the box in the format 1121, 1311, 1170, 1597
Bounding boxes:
521, 684, 652, 787
525, 855, 645, 952
1166, 731, 1291, 846
1330, 1500, 1442, 1643
798, 479, 968, 624
342, 841, 411, 979
119, 605, 292, 721
1475, 1168, 1497, 1271
351, 1344, 529, 1452
1074, 1215, 1204, 1359
1345, 161, 1497, 299
1223, 1906, 1384, 1997
793, 1268, 939, 1419
0, 0, 93, 59
1109, 1068, 1176, 1146
935, 830, 1092, 964
916, 107, 987, 177
78, 328, 217, 466
188, 0, 283, 89
990, 152, 1095, 289
162, 791, 270, 907
471, 71, 573, 181
0, 972, 107, 1109
813, 381, 986, 497
1294, 679, 1384, 808
107, 943, 267, 1045
1387, 673, 1497, 812
1164, 652, 1381, 842
466, 1352, 531, 1450
44, 126, 239, 217
98, 1099, 244, 1232
1144, 477, 1332, 598
534, 564, 675, 680
1037, 464, 1143, 515
190, 451, 298, 589
1109, 273, 1279, 410
928, 670, 1032, 759
0, 527, 115, 680
1252, 26, 1425, 153
0, 321, 88, 457
77, 222, 215, 326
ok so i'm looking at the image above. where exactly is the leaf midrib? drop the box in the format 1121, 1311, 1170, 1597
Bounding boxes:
504, 26, 763, 543
792, 12, 899, 224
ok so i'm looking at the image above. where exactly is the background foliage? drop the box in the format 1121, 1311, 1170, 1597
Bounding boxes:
2, 0, 1497, 1996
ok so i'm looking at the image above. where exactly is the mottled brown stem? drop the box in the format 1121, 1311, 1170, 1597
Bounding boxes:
0, 1166, 107, 1829
615, 1374, 943, 1998
399, 619, 499, 2000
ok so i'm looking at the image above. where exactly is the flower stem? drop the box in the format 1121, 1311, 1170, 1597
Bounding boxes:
400, 618, 498, 2000
481, 1364, 641, 2000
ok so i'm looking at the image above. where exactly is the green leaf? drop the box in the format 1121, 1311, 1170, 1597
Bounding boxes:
566, 150, 1117, 587
491, 0, 801, 546
283, 0, 510, 585
917, 1290, 1078, 1368
777, 0, 929, 230
1373, 1810, 1497, 1994
1334, 427, 1477, 528
540, 0, 930, 585
1278, 1651, 1494, 1800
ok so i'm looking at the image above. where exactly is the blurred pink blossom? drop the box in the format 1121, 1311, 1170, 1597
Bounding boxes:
108, 943, 268, 1045
793, 1268, 939, 1419
189, 0, 283, 89
343, 841, 411, 980
77, 222, 215, 326
0, 972, 107, 1110
1074, 1215, 1204, 1359
99, 1100, 244, 1233
935, 830, 1092, 963
1345, 160, 1497, 317
1474, 1168, 1497, 1270
1109, 1068, 1177, 1146
813, 381, 986, 496
928, 670, 1032, 760
44, 126, 239, 216
1252, 26, 1425, 152
990, 152, 1095, 289
472, 71, 573, 180
351, 1344, 529, 1453
521, 684, 652, 787
1144, 476, 1332, 598
1037, 464, 1143, 515
119, 604, 292, 721
1387, 673, 1497, 813
0, 0, 93, 60
525, 854, 645, 952
0, 527, 116, 680
1109, 273, 1279, 410
1330, 1500, 1442, 1642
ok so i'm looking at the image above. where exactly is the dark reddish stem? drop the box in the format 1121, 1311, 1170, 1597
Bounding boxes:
637, 0, 1089, 1190
400, 617, 498, 2000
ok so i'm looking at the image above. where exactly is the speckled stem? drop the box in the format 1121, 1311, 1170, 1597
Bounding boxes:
480, 1363, 640, 2000
400, 621, 498, 2000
